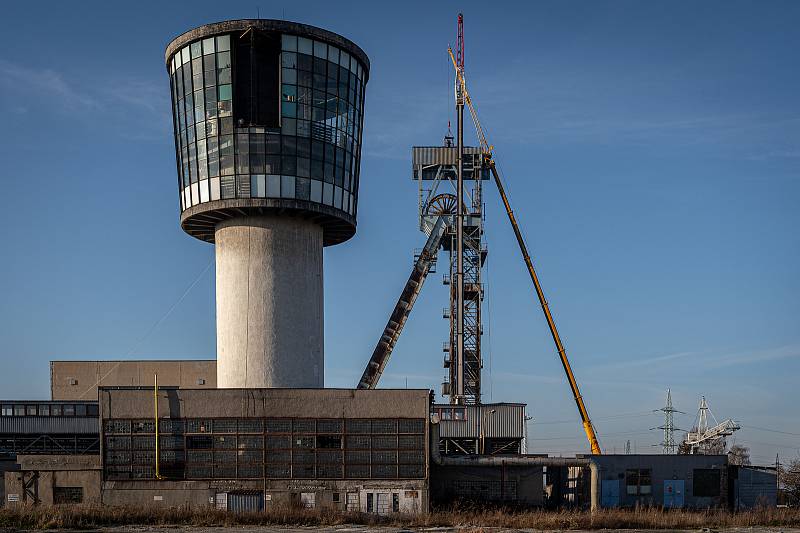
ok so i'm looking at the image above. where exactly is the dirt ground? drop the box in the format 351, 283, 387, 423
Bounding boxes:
13, 527, 800, 533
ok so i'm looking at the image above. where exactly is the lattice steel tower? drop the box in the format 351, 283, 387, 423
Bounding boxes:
656, 388, 682, 454
412, 139, 488, 405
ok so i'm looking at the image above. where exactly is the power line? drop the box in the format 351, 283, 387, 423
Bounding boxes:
529, 430, 653, 441
741, 424, 800, 437
531, 410, 656, 425
77, 257, 214, 399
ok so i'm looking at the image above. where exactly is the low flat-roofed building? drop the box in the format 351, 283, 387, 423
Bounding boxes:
98, 387, 430, 514
593, 454, 729, 509
50, 360, 216, 400
4, 454, 101, 507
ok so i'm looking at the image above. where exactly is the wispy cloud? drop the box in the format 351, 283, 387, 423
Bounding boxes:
746, 148, 800, 161
0, 60, 99, 110
0, 59, 171, 141
701, 343, 800, 369
102, 79, 169, 115
586, 350, 698, 372
588, 343, 800, 376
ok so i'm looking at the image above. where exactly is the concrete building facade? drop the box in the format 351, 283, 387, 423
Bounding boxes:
50, 360, 216, 400
98, 388, 428, 513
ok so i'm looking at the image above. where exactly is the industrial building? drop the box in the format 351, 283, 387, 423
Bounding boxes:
98, 387, 428, 511
1, 359, 778, 511
1, 15, 778, 516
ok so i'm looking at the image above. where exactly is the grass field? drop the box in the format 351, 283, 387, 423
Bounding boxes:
1, 505, 799, 530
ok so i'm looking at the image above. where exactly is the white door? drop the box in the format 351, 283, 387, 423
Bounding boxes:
300, 492, 315, 509
214, 493, 227, 510
376, 493, 391, 515
346, 492, 359, 512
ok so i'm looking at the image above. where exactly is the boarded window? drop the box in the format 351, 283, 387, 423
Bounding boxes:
54, 487, 83, 504
693, 468, 721, 497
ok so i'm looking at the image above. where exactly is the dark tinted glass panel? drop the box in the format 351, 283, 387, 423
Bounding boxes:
233, 30, 280, 128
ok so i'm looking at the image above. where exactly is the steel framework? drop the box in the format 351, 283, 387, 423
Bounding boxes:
414, 145, 487, 405
680, 396, 740, 455
655, 388, 683, 454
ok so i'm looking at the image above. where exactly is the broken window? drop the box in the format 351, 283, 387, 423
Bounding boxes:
317, 435, 342, 449
625, 468, 652, 495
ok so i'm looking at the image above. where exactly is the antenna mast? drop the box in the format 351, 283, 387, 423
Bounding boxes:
453, 12, 466, 404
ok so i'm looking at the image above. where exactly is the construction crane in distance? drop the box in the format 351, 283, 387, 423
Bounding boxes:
680, 396, 740, 455
447, 14, 602, 454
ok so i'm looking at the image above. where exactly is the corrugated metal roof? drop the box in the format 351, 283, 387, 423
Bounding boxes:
0, 416, 99, 435
411, 146, 483, 167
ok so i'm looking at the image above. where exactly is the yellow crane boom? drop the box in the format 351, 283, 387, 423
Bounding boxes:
448, 48, 602, 455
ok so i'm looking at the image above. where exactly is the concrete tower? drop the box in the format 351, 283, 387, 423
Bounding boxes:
165, 20, 369, 388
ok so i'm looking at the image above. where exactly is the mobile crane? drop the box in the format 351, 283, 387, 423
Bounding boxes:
447, 14, 601, 454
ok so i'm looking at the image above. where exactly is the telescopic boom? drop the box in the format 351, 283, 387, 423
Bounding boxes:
447, 42, 602, 454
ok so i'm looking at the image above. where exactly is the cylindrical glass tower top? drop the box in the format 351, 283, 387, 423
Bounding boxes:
165, 20, 369, 245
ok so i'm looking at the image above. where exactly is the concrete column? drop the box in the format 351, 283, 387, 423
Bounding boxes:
215, 215, 324, 388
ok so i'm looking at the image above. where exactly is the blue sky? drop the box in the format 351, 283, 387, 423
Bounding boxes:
0, 1, 798, 463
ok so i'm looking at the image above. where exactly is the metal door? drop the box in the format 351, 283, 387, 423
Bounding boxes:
663, 480, 684, 508
227, 491, 264, 512
601, 479, 619, 508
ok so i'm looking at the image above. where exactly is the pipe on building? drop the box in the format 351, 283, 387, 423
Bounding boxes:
429, 422, 601, 510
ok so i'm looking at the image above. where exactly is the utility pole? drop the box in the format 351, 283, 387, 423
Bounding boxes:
454, 12, 465, 404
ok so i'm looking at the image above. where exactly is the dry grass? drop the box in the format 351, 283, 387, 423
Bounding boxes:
0, 504, 799, 530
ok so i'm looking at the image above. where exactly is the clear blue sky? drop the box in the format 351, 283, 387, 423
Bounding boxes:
0, 1, 797, 463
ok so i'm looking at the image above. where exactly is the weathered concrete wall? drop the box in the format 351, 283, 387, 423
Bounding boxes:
0, 460, 18, 507
101, 479, 428, 513
51, 360, 216, 400
99, 388, 430, 419
215, 216, 324, 389
4, 455, 101, 507
16, 455, 100, 471
102, 480, 214, 507
431, 463, 544, 506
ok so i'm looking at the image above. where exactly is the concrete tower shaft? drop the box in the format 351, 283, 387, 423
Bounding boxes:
215, 216, 323, 388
